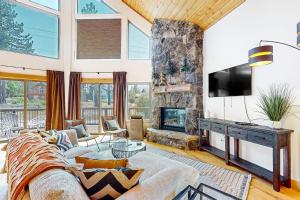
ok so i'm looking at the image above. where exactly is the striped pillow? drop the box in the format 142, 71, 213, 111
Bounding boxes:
56, 132, 73, 152
70, 167, 144, 200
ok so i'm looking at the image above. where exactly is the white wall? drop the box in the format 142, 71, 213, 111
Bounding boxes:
204, 0, 300, 182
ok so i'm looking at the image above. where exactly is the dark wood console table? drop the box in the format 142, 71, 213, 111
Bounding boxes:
198, 118, 293, 192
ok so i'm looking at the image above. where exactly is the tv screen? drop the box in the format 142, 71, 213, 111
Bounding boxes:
209, 63, 252, 97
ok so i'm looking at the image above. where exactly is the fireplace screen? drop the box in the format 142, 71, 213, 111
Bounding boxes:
161, 107, 186, 132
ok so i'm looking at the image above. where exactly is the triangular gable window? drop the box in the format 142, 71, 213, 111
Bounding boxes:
78, 0, 117, 14
128, 22, 151, 60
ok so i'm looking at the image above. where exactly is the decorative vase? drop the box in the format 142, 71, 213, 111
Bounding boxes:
272, 121, 281, 129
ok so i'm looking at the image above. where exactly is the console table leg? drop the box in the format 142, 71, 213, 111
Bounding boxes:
273, 136, 281, 192
283, 134, 291, 188
234, 138, 239, 159
225, 135, 230, 165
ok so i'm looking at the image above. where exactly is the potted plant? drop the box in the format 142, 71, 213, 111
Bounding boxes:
257, 84, 294, 129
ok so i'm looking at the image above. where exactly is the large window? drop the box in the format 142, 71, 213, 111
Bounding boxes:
127, 83, 151, 119
0, 79, 46, 140
77, 19, 121, 59
128, 22, 151, 60
81, 83, 113, 128
77, 0, 116, 14
0, 0, 59, 58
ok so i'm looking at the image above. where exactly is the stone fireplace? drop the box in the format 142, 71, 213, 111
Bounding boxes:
151, 19, 203, 135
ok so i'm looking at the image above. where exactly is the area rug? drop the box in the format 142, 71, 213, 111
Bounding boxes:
88, 143, 251, 200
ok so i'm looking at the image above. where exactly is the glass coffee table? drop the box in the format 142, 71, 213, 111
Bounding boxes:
111, 139, 146, 158
173, 183, 241, 200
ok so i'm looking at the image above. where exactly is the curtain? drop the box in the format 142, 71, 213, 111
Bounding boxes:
113, 72, 127, 128
67, 72, 82, 120
46, 70, 65, 130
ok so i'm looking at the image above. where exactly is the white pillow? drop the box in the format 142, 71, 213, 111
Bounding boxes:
29, 169, 89, 200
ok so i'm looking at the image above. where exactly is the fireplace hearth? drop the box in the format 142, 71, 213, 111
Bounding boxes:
160, 107, 186, 132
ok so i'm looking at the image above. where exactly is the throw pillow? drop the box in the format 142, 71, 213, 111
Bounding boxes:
56, 132, 73, 152
70, 167, 144, 200
105, 120, 120, 131
70, 124, 89, 138
75, 156, 128, 169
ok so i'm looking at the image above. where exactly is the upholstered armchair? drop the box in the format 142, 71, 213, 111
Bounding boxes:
101, 116, 127, 146
65, 119, 100, 151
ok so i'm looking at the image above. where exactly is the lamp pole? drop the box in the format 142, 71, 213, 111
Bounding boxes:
259, 40, 300, 51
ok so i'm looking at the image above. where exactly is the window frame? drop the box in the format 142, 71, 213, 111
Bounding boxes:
126, 82, 152, 121
127, 21, 151, 60
0, 72, 47, 130
0, 0, 61, 59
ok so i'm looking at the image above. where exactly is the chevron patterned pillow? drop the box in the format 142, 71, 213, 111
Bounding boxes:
56, 132, 73, 152
70, 167, 144, 200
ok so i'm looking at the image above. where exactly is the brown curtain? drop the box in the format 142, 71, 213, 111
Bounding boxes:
67, 72, 82, 120
46, 70, 65, 130
113, 72, 127, 128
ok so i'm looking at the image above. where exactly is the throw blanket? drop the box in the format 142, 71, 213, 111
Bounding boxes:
6, 133, 67, 200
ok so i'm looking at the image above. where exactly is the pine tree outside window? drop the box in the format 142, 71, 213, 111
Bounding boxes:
0, 0, 59, 58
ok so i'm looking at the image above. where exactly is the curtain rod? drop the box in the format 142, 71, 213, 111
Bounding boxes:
0, 65, 113, 74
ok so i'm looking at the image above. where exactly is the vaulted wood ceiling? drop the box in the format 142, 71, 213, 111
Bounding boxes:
122, 0, 245, 30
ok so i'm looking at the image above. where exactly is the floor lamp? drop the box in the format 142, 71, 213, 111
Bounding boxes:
248, 22, 300, 67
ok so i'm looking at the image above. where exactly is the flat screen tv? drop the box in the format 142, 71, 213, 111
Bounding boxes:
209, 63, 252, 97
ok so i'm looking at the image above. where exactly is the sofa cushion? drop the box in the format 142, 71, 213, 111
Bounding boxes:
64, 146, 95, 160
75, 156, 128, 169
128, 151, 200, 193
29, 169, 89, 200
70, 167, 144, 200
117, 167, 181, 200
0, 173, 8, 200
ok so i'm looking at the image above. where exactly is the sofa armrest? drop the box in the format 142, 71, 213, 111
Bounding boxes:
59, 129, 78, 146
117, 167, 182, 200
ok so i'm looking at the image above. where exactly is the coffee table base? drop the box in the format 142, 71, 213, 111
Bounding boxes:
112, 145, 146, 158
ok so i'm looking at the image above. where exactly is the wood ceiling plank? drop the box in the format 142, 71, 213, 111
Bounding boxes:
122, 0, 245, 30
201, 0, 245, 29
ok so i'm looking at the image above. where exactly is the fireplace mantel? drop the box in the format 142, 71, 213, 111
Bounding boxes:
153, 84, 197, 94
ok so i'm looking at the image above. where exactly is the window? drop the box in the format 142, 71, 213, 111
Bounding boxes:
26, 81, 46, 129
0, 0, 59, 58
81, 83, 113, 129
0, 79, 46, 140
30, 0, 59, 10
77, 0, 116, 14
77, 19, 121, 59
127, 83, 151, 119
128, 22, 151, 60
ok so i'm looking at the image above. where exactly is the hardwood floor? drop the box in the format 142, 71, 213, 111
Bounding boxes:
145, 141, 300, 200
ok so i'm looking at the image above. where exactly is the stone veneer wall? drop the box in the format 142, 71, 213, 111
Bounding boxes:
151, 19, 203, 135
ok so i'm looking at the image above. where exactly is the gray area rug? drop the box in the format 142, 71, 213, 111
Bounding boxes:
88, 143, 251, 200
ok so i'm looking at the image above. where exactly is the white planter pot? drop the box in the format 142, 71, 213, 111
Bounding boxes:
272, 121, 281, 129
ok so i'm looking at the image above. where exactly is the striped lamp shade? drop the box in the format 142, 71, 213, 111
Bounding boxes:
248, 45, 273, 67
297, 22, 300, 47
